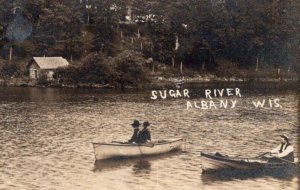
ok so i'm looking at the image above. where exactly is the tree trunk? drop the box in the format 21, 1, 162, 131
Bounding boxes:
152, 62, 155, 73
172, 57, 175, 67
150, 43, 153, 54
180, 61, 183, 74
175, 35, 179, 50
256, 57, 259, 72
9, 45, 13, 62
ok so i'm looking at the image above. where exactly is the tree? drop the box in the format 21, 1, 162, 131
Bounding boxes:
111, 50, 150, 88
91, 0, 126, 55
35, 1, 84, 59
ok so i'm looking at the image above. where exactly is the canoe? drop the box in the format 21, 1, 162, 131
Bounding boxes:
201, 152, 298, 173
93, 138, 184, 160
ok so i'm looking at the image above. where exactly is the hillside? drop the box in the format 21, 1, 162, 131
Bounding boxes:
0, 0, 299, 87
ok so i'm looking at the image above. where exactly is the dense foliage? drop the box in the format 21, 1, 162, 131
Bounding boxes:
55, 50, 150, 88
1, 62, 20, 77
112, 50, 150, 88
0, 0, 299, 74
55, 53, 112, 85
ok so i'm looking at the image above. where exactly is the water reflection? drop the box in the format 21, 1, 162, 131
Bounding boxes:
93, 158, 152, 176
0, 86, 298, 190
201, 168, 298, 185
93, 158, 144, 172
132, 160, 151, 175
93, 151, 182, 174
0, 82, 298, 103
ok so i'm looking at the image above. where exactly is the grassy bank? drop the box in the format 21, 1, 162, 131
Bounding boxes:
0, 51, 298, 89
0, 67, 297, 89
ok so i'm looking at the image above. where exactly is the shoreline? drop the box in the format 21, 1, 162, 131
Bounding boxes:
0, 76, 298, 89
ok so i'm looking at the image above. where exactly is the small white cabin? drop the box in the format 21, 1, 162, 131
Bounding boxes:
27, 57, 69, 79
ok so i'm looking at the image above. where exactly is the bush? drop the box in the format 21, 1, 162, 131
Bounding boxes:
214, 59, 241, 78
80, 53, 112, 84
111, 50, 150, 88
54, 53, 112, 85
37, 74, 50, 86
54, 66, 80, 84
54, 51, 151, 88
1, 63, 21, 77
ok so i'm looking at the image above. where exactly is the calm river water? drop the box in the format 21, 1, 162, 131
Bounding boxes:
0, 83, 298, 190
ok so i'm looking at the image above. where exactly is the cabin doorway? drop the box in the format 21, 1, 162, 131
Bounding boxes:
34, 70, 38, 79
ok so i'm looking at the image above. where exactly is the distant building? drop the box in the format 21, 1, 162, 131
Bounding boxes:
27, 57, 69, 79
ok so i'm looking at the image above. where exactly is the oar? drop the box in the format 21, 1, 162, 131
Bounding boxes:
255, 152, 299, 165
255, 152, 270, 158
236, 152, 269, 160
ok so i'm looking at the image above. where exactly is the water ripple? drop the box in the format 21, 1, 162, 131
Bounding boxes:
0, 87, 298, 190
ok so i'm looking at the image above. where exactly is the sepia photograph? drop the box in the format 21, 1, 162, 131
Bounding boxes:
0, 0, 299, 190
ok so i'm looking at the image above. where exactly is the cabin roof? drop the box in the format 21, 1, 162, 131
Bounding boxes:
32, 57, 69, 69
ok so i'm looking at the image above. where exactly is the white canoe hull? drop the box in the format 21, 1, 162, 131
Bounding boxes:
93, 138, 184, 160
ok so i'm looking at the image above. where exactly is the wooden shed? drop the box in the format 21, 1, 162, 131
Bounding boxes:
27, 57, 69, 79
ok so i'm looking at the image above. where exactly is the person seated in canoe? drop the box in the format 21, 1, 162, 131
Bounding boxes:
128, 120, 140, 143
137, 121, 151, 143
266, 134, 294, 162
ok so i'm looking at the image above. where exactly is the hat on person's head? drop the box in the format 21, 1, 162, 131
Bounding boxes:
143, 121, 151, 127
131, 120, 140, 127
280, 134, 289, 141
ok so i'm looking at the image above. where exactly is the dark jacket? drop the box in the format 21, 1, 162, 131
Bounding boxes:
137, 128, 151, 143
128, 128, 139, 143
